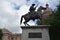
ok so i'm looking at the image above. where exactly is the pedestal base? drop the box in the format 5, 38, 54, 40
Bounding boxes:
21, 25, 50, 40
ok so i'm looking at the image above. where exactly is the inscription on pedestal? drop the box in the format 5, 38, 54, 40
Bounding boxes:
28, 32, 42, 38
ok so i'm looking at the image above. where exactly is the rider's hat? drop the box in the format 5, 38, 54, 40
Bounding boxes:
32, 4, 35, 6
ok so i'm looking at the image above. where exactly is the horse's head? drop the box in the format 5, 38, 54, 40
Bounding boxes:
37, 6, 46, 11
40, 6, 46, 10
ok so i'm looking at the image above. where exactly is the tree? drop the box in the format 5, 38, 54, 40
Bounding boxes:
44, 4, 60, 40
37, 3, 60, 40
0, 29, 3, 40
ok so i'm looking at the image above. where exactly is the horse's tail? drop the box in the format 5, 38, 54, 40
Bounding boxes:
20, 16, 24, 24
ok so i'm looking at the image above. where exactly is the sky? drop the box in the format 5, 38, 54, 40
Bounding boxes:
0, 0, 60, 33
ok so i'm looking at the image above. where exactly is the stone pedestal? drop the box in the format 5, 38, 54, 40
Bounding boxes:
21, 25, 50, 40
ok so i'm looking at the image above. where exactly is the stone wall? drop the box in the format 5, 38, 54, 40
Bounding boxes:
2, 28, 21, 40
21, 25, 50, 40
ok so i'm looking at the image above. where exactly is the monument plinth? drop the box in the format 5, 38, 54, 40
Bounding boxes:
21, 25, 50, 40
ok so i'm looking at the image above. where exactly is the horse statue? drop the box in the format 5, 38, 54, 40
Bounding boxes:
20, 6, 46, 26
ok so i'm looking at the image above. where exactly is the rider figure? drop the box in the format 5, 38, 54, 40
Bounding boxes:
29, 4, 36, 15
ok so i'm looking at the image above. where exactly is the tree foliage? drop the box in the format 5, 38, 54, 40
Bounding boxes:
37, 3, 60, 40
45, 4, 60, 40
0, 29, 3, 40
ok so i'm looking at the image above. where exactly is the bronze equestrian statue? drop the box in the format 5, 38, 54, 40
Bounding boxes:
20, 4, 46, 26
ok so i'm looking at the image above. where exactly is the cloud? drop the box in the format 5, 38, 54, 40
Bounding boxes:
0, 0, 59, 33
26, 0, 37, 6
38, 0, 59, 10
11, 3, 20, 10
0, 0, 20, 33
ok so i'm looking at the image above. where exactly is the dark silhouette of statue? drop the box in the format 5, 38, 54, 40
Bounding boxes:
29, 4, 36, 17
20, 5, 46, 26
29, 4, 36, 13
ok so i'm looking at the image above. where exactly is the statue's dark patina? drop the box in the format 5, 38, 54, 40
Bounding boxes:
20, 6, 46, 26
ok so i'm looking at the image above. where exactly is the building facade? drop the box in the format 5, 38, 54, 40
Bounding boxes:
2, 28, 21, 40
42, 4, 52, 20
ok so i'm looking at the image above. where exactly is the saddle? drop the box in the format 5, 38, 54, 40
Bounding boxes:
28, 11, 37, 18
